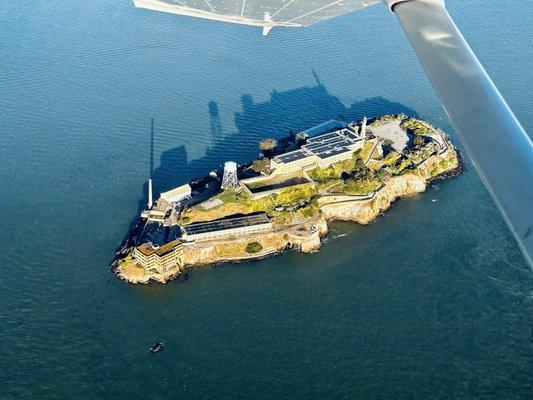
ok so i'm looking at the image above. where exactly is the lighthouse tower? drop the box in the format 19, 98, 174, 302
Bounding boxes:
148, 178, 153, 209
221, 161, 239, 190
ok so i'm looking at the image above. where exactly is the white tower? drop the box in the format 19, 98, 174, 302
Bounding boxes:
221, 161, 238, 190
148, 178, 153, 209
361, 117, 367, 136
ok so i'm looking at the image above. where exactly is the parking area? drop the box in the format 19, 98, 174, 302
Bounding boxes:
369, 120, 411, 152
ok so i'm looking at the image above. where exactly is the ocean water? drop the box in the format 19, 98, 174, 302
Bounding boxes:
0, 0, 532, 399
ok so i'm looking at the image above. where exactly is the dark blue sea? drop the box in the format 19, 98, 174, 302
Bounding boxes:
1, 0, 532, 398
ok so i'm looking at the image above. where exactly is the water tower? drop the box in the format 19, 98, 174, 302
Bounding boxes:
221, 161, 238, 190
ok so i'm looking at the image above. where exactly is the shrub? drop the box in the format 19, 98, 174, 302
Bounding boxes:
245, 241, 263, 254
384, 152, 402, 166
252, 158, 271, 174
414, 135, 425, 148
392, 158, 412, 174
301, 204, 317, 218
275, 185, 317, 206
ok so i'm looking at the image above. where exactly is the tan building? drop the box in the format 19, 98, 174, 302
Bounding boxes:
181, 213, 272, 242
270, 126, 365, 175
140, 209, 166, 222
133, 240, 184, 273
270, 150, 318, 175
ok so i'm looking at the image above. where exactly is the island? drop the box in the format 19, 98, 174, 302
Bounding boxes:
113, 114, 463, 284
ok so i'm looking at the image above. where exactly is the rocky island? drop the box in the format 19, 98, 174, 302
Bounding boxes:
114, 114, 462, 284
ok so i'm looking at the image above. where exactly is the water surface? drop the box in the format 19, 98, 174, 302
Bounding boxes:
0, 0, 532, 399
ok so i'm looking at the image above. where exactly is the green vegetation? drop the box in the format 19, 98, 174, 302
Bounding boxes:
308, 165, 338, 182
252, 158, 271, 174
120, 253, 133, 268
360, 140, 378, 162
428, 152, 458, 178
308, 153, 364, 182
245, 241, 263, 254
276, 185, 318, 206
180, 189, 276, 224
392, 158, 412, 174
413, 135, 425, 148
383, 151, 402, 166
327, 164, 388, 196
301, 205, 316, 218
401, 118, 436, 137
180, 184, 319, 226
409, 146, 436, 165
333, 177, 382, 195
369, 151, 410, 172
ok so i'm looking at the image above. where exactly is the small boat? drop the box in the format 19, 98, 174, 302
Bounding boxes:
149, 341, 164, 353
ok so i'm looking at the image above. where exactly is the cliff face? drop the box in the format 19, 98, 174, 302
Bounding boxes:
319, 146, 459, 225
320, 173, 426, 224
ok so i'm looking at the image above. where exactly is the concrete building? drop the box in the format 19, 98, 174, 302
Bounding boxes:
270, 149, 317, 175
270, 124, 365, 175
160, 184, 192, 204
181, 213, 272, 242
140, 209, 166, 222
133, 240, 184, 273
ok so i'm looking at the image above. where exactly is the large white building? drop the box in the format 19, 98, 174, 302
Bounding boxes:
270, 124, 365, 175
181, 213, 272, 242
160, 184, 192, 204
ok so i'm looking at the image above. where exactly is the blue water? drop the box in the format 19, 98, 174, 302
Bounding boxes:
1, 0, 532, 398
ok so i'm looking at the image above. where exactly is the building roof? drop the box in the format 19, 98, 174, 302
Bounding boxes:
315, 146, 350, 159
306, 131, 340, 144
161, 184, 192, 198
182, 213, 271, 236
137, 239, 183, 257
273, 149, 310, 164
273, 125, 364, 166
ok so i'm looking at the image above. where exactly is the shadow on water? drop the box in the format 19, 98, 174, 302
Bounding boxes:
115, 76, 417, 256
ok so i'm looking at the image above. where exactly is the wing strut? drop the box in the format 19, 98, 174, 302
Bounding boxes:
386, 0, 533, 266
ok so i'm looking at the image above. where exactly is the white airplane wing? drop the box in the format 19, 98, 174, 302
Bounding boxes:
133, 0, 380, 35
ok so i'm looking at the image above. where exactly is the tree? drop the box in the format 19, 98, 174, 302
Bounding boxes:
252, 158, 271, 174
414, 135, 425, 148
259, 138, 277, 155
245, 241, 263, 254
